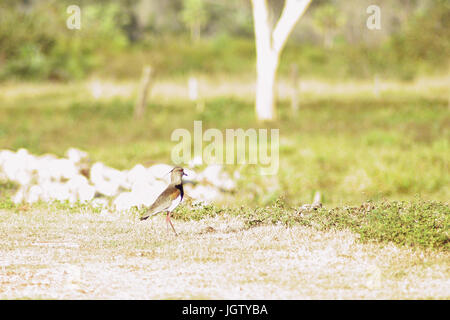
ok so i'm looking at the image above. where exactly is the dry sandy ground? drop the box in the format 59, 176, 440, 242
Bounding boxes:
0, 209, 448, 299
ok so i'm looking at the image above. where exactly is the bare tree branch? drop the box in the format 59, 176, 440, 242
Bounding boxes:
272, 0, 312, 53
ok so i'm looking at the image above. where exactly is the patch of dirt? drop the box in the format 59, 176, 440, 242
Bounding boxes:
0, 210, 449, 299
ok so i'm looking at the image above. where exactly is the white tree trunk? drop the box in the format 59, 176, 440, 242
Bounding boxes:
255, 50, 279, 120
251, 0, 312, 121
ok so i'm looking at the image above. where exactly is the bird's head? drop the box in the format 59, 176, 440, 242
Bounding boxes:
169, 166, 186, 184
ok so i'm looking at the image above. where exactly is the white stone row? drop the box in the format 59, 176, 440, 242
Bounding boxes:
0, 148, 236, 211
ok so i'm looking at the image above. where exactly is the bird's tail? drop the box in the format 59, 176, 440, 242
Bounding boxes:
139, 210, 160, 221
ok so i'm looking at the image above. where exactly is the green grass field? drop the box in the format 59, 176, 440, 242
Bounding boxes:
0, 77, 449, 299
1, 77, 448, 207
1, 0, 449, 301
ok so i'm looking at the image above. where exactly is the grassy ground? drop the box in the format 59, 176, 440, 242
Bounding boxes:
0, 78, 448, 299
0, 77, 448, 206
0, 206, 448, 299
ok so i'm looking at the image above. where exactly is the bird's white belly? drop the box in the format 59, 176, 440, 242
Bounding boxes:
168, 195, 182, 212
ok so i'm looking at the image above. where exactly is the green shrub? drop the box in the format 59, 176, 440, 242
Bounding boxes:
0, 1, 128, 80
0, 1, 449, 81
300, 200, 450, 250
173, 198, 449, 250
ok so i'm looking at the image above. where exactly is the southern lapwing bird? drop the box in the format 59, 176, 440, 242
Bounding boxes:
140, 167, 186, 236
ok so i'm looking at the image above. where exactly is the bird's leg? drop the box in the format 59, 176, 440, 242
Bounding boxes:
165, 211, 169, 233
166, 211, 178, 236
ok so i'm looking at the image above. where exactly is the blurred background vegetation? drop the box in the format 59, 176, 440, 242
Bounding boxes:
0, 0, 449, 208
0, 0, 449, 81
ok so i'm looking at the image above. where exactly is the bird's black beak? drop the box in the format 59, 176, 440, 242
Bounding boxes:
183, 172, 187, 176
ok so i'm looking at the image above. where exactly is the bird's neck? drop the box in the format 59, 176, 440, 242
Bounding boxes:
171, 182, 183, 188
174, 183, 184, 198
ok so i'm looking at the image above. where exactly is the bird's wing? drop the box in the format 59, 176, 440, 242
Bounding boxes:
140, 185, 181, 220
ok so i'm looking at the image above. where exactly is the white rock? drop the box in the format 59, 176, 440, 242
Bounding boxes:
13, 187, 25, 204
19, 149, 30, 158
34, 155, 57, 184
28, 185, 43, 203
103, 166, 128, 189
0, 148, 234, 208
132, 180, 166, 207
49, 159, 78, 181
113, 179, 166, 211
90, 162, 121, 196
221, 178, 236, 191
0, 150, 14, 167
201, 164, 222, 180
131, 180, 153, 194
149, 180, 167, 195
198, 164, 236, 191
188, 156, 203, 168
113, 192, 136, 211
15, 170, 32, 186
2, 155, 21, 181
36, 170, 52, 185
147, 164, 173, 181
187, 185, 221, 203
89, 162, 105, 186
78, 185, 96, 202
127, 164, 148, 185
183, 168, 198, 181
94, 180, 119, 197
65, 148, 88, 164
46, 182, 71, 201
67, 175, 89, 192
